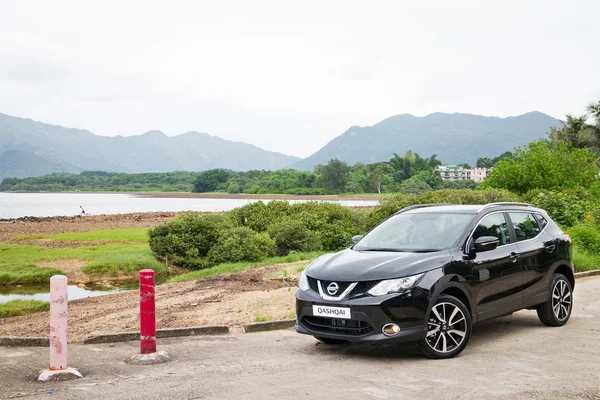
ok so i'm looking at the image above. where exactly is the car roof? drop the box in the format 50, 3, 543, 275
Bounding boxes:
401, 204, 482, 214
398, 203, 545, 215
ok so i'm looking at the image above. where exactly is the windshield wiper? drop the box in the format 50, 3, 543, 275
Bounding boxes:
411, 249, 441, 253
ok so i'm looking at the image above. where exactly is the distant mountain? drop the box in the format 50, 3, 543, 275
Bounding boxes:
291, 112, 562, 170
0, 113, 300, 181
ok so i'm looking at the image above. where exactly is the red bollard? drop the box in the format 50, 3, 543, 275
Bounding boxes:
139, 269, 156, 354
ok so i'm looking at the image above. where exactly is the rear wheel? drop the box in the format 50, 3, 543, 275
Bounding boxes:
314, 336, 348, 345
419, 294, 472, 359
537, 273, 573, 327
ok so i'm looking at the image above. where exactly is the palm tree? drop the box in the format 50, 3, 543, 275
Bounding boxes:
548, 114, 590, 149
579, 101, 600, 153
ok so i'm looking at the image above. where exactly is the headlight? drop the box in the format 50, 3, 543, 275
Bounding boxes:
298, 271, 310, 292
367, 273, 424, 296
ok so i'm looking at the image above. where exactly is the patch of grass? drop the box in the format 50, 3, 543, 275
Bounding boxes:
254, 314, 272, 323
0, 300, 50, 318
14, 228, 150, 243
0, 264, 62, 285
572, 245, 600, 272
0, 242, 168, 285
167, 251, 325, 283
287, 310, 296, 319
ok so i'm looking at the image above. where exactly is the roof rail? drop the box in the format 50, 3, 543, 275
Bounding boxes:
394, 204, 456, 215
478, 202, 534, 212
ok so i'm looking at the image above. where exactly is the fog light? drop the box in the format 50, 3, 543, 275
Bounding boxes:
382, 323, 400, 336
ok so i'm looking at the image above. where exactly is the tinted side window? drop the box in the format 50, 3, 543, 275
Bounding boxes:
473, 213, 511, 246
509, 212, 541, 241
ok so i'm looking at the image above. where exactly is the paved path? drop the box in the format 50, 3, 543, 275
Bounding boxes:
1, 277, 599, 400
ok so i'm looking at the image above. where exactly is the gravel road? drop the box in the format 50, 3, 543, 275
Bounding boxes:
1, 276, 599, 400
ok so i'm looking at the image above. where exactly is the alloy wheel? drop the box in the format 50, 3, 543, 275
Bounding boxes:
425, 302, 468, 354
552, 280, 572, 321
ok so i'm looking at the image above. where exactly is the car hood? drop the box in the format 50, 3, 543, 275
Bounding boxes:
305, 248, 452, 281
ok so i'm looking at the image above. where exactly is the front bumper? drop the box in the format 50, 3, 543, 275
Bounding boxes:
296, 285, 429, 343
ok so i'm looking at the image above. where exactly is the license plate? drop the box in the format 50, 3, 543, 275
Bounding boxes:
312, 305, 351, 319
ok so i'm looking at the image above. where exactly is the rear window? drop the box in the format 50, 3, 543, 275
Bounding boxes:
509, 212, 541, 241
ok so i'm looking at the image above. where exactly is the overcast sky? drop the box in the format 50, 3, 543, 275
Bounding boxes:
1, 1, 599, 158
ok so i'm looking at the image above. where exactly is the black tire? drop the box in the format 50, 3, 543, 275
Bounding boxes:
418, 294, 472, 359
314, 336, 348, 345
537, 273, 573, 327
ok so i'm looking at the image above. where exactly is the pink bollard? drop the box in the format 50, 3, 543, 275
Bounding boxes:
50, 275, 68, 369
38, 275, 81, 381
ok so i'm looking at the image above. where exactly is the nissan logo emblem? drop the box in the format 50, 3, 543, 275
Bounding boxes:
327, 282, 340, 296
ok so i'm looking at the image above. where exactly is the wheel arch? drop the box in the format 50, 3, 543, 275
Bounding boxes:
552, 263, 575, 290
430, 278, 474, 321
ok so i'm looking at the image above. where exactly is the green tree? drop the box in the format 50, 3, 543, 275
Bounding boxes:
322, 159, 350, 193
481, 140, 598, 193
192, 169, 231, 192
476, 157, 493, 168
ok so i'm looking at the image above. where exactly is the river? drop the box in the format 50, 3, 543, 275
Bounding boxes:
0, 193, 380, 219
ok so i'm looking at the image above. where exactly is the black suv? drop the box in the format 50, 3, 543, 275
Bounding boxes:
296, 203, 574, 358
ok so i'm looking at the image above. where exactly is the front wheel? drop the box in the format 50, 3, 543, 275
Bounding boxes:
419, 294, 472, 359
314, 336, 348, 345
537, 273, 573, 327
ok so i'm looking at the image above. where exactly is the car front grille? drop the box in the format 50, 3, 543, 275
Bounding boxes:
302, 316, 373, 336
306, 277, 380, 299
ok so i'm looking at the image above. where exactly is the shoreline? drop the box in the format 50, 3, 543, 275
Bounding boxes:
1, 191, 387, 201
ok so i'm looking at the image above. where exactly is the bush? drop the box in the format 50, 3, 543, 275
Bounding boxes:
316, 223, 355, 251
418, 188, 520, 205
228, 201, 274, 232
524, 189, 590, 227
207, 227, 275, 264
148, 212, 232, 269
567, 223, 600, 254
268, 220, 322, 255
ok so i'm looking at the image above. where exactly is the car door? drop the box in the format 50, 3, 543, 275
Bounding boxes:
468, 212, 524, 321
508, 212, 556, 308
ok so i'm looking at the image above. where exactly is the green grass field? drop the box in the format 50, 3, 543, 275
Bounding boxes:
0, 300, 50, 318
1, 228, 167, 285
14, 228, 150, 243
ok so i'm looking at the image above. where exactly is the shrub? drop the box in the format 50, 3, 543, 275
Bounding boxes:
148, 212, 232, 269
268, 220, 322, 255
418, 188, 520, 205
524, 189, 590, 227
207, 227, 275, 264
228, 201, 273, 232
316, 223, 355, 251
567, 223, 600, 254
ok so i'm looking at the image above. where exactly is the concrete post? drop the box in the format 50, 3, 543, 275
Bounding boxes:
38, 275, 82, 381
126, 269, 171, 365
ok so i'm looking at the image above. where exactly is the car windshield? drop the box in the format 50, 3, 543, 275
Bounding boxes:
354, 212, 474, 252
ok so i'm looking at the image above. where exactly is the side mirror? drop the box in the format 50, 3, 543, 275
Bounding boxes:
351, 235, 364, 245
474, 236, 500, 253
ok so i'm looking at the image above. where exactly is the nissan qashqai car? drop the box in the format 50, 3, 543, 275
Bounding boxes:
296, 203, 574, 358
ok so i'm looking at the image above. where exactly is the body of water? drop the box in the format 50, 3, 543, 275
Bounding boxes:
0, 282, 133, 304
0, 193, 380, 219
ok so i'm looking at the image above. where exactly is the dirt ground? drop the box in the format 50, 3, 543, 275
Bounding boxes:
0, 264, 302, 341
0, 212, 182, 241
0, 212, 304, 339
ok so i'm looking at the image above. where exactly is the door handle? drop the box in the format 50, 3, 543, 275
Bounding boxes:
509, 252, 520, 262
544, 244, 556, 253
